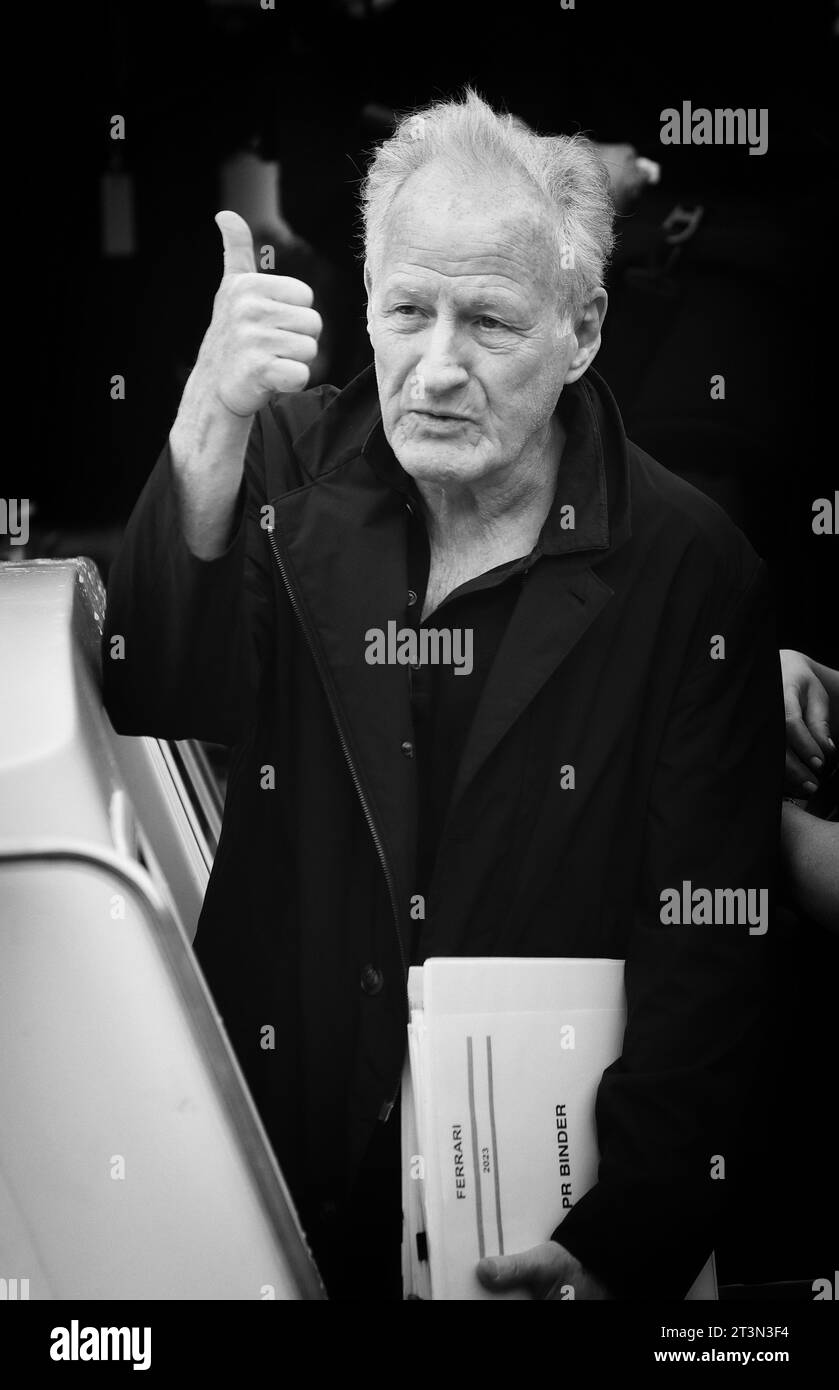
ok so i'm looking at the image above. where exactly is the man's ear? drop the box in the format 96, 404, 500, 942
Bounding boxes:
363, 260, 374, 336
564, 289, 608, 384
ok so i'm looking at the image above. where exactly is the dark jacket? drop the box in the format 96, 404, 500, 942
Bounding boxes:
102, 364, 783, 1299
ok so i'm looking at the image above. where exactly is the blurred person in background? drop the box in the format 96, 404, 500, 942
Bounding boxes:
780, 649, 839, 933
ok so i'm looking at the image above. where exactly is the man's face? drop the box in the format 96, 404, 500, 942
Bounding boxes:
366, 162, 577, 490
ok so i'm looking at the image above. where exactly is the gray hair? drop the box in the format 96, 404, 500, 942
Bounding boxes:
360, 88, 615, 323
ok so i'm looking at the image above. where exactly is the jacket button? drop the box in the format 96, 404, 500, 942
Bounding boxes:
401, 740, 414, 758
360, 963, 384, 995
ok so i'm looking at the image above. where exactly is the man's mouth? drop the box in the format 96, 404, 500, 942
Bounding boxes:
409, 409, 472, 422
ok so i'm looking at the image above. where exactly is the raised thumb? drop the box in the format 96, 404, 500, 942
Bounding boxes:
215, 210, 256, 277
477, 1253, 525, 1288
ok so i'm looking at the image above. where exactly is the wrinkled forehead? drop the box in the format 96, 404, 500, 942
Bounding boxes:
373, 160, 559, 301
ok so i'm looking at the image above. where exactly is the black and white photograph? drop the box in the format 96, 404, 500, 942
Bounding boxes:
2, 0, 837, 1367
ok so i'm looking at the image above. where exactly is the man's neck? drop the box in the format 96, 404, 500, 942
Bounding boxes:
414, 413, 566, 562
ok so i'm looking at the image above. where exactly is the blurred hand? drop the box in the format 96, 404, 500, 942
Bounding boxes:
476, 1240, 612, 1299
780, 648, 835, 795
596, 143, 655, 211
196, 210, 322, 420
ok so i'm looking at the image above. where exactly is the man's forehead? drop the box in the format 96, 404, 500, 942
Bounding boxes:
377, 172, 556, 297
389, 168, 547, 241
379, 258, 541, 307
391, 158, 550, 230
393, 156, 540, 212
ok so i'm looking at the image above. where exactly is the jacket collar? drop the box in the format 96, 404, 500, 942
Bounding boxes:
282, 362, 631, 560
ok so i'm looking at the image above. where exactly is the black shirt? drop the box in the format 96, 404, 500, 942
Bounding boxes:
366, 385, 594, 957
404, 507, 530, 934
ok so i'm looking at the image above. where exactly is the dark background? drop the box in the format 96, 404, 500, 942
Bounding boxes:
12, 0, 838, 1295
18, 0, 838, 671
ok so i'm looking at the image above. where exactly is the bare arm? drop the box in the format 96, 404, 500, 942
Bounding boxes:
781, 801, 839, 932
169, 391, 253, 557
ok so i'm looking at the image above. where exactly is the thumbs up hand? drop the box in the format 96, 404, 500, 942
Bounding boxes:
196, 210, 322, 420
167, 212, 323, 557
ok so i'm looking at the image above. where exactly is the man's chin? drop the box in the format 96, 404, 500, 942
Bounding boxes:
393, 441, 493, 486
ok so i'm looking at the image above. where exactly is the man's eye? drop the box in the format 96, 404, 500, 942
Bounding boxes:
393, 304, 421, 317
476, 316, 505, 330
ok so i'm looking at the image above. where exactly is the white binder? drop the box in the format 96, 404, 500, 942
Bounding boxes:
402, 957, 717, 1301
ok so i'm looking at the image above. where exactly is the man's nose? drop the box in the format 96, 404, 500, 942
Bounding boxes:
414, 319, 470, 395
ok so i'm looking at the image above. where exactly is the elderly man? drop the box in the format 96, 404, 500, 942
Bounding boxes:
103, 91, 782, 1301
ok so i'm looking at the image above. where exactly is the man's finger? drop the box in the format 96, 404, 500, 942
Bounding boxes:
250, 302, 322, 337
785, 748, 818, 795
477, 1254, 521, 1288
477, 1248, 546, 1289
261, 358, 310, 396
785, 709, 825, 775
253, 274, 316, 309
802, 681, 833, 759
262, 330, 320, 364
215, 210, 257, 277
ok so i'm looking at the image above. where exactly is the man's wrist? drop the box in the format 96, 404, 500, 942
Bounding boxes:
168, 407, 251, 560
169, 373, 253, 476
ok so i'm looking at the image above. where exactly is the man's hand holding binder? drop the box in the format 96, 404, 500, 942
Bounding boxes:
478, 1242, 612, 1300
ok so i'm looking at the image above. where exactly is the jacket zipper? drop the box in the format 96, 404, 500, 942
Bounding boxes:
266, 525, 410, 1074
